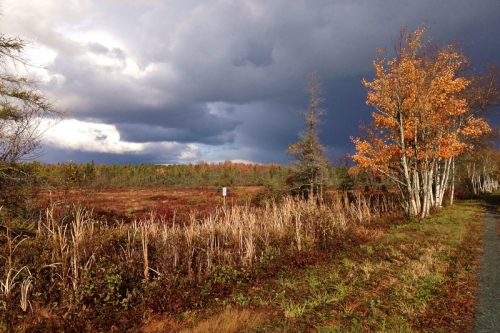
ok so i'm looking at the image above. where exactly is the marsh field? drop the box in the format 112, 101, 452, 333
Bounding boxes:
0, 175, 486, 332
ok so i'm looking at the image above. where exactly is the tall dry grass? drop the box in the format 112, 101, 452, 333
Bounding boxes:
121, 193, 401, 279
0, 191, 401, 331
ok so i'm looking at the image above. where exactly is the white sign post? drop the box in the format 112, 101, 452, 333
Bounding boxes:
222, 187, 227, 208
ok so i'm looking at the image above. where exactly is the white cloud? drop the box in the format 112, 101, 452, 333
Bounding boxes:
178, 144, 200, 161
41, 119, 143, 153
40, 118, 202, 163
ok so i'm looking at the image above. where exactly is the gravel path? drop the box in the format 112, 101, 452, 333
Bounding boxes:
473, 206, 500, 333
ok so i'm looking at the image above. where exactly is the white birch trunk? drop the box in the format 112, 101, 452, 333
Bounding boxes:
450, 158, 455, 206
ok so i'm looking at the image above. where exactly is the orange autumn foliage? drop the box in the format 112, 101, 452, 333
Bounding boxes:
351, 24, 492, 217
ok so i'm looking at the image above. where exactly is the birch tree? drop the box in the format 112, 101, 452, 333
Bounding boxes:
352, 25, 492, 217
447, 64, 500, 203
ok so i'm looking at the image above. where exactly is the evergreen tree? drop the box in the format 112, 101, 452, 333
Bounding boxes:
0, 32, 61, 216
287, 72, 330, 201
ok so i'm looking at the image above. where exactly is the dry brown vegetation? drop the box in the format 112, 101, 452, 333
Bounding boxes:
38, 186, 262, 223
0, 187, 486, 332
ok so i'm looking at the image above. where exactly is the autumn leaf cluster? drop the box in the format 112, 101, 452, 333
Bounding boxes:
353, 26, 490, 175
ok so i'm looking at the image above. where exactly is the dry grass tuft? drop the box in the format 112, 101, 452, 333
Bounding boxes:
354, 225, 385, 241
179, 309, 266, 333
141, 314, 181, 333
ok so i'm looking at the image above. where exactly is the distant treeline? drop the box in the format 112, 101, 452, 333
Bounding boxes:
15, 159, 393, 194
30, 160, 307, 189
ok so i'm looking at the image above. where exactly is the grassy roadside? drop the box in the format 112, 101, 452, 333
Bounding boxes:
151, 200, 485, 333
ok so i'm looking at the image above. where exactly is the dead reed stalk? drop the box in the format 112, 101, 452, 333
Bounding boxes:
142, 223, 149, 280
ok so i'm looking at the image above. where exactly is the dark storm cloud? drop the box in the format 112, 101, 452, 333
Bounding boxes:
40, 145, 175, 165
115, 122, 238, 145
232, 39, 275, 68
4, 0, 500, 164
76, 98, 242, 144
39, 145, 145, 165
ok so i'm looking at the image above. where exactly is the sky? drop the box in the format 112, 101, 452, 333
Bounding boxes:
1, 0, 500, 166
